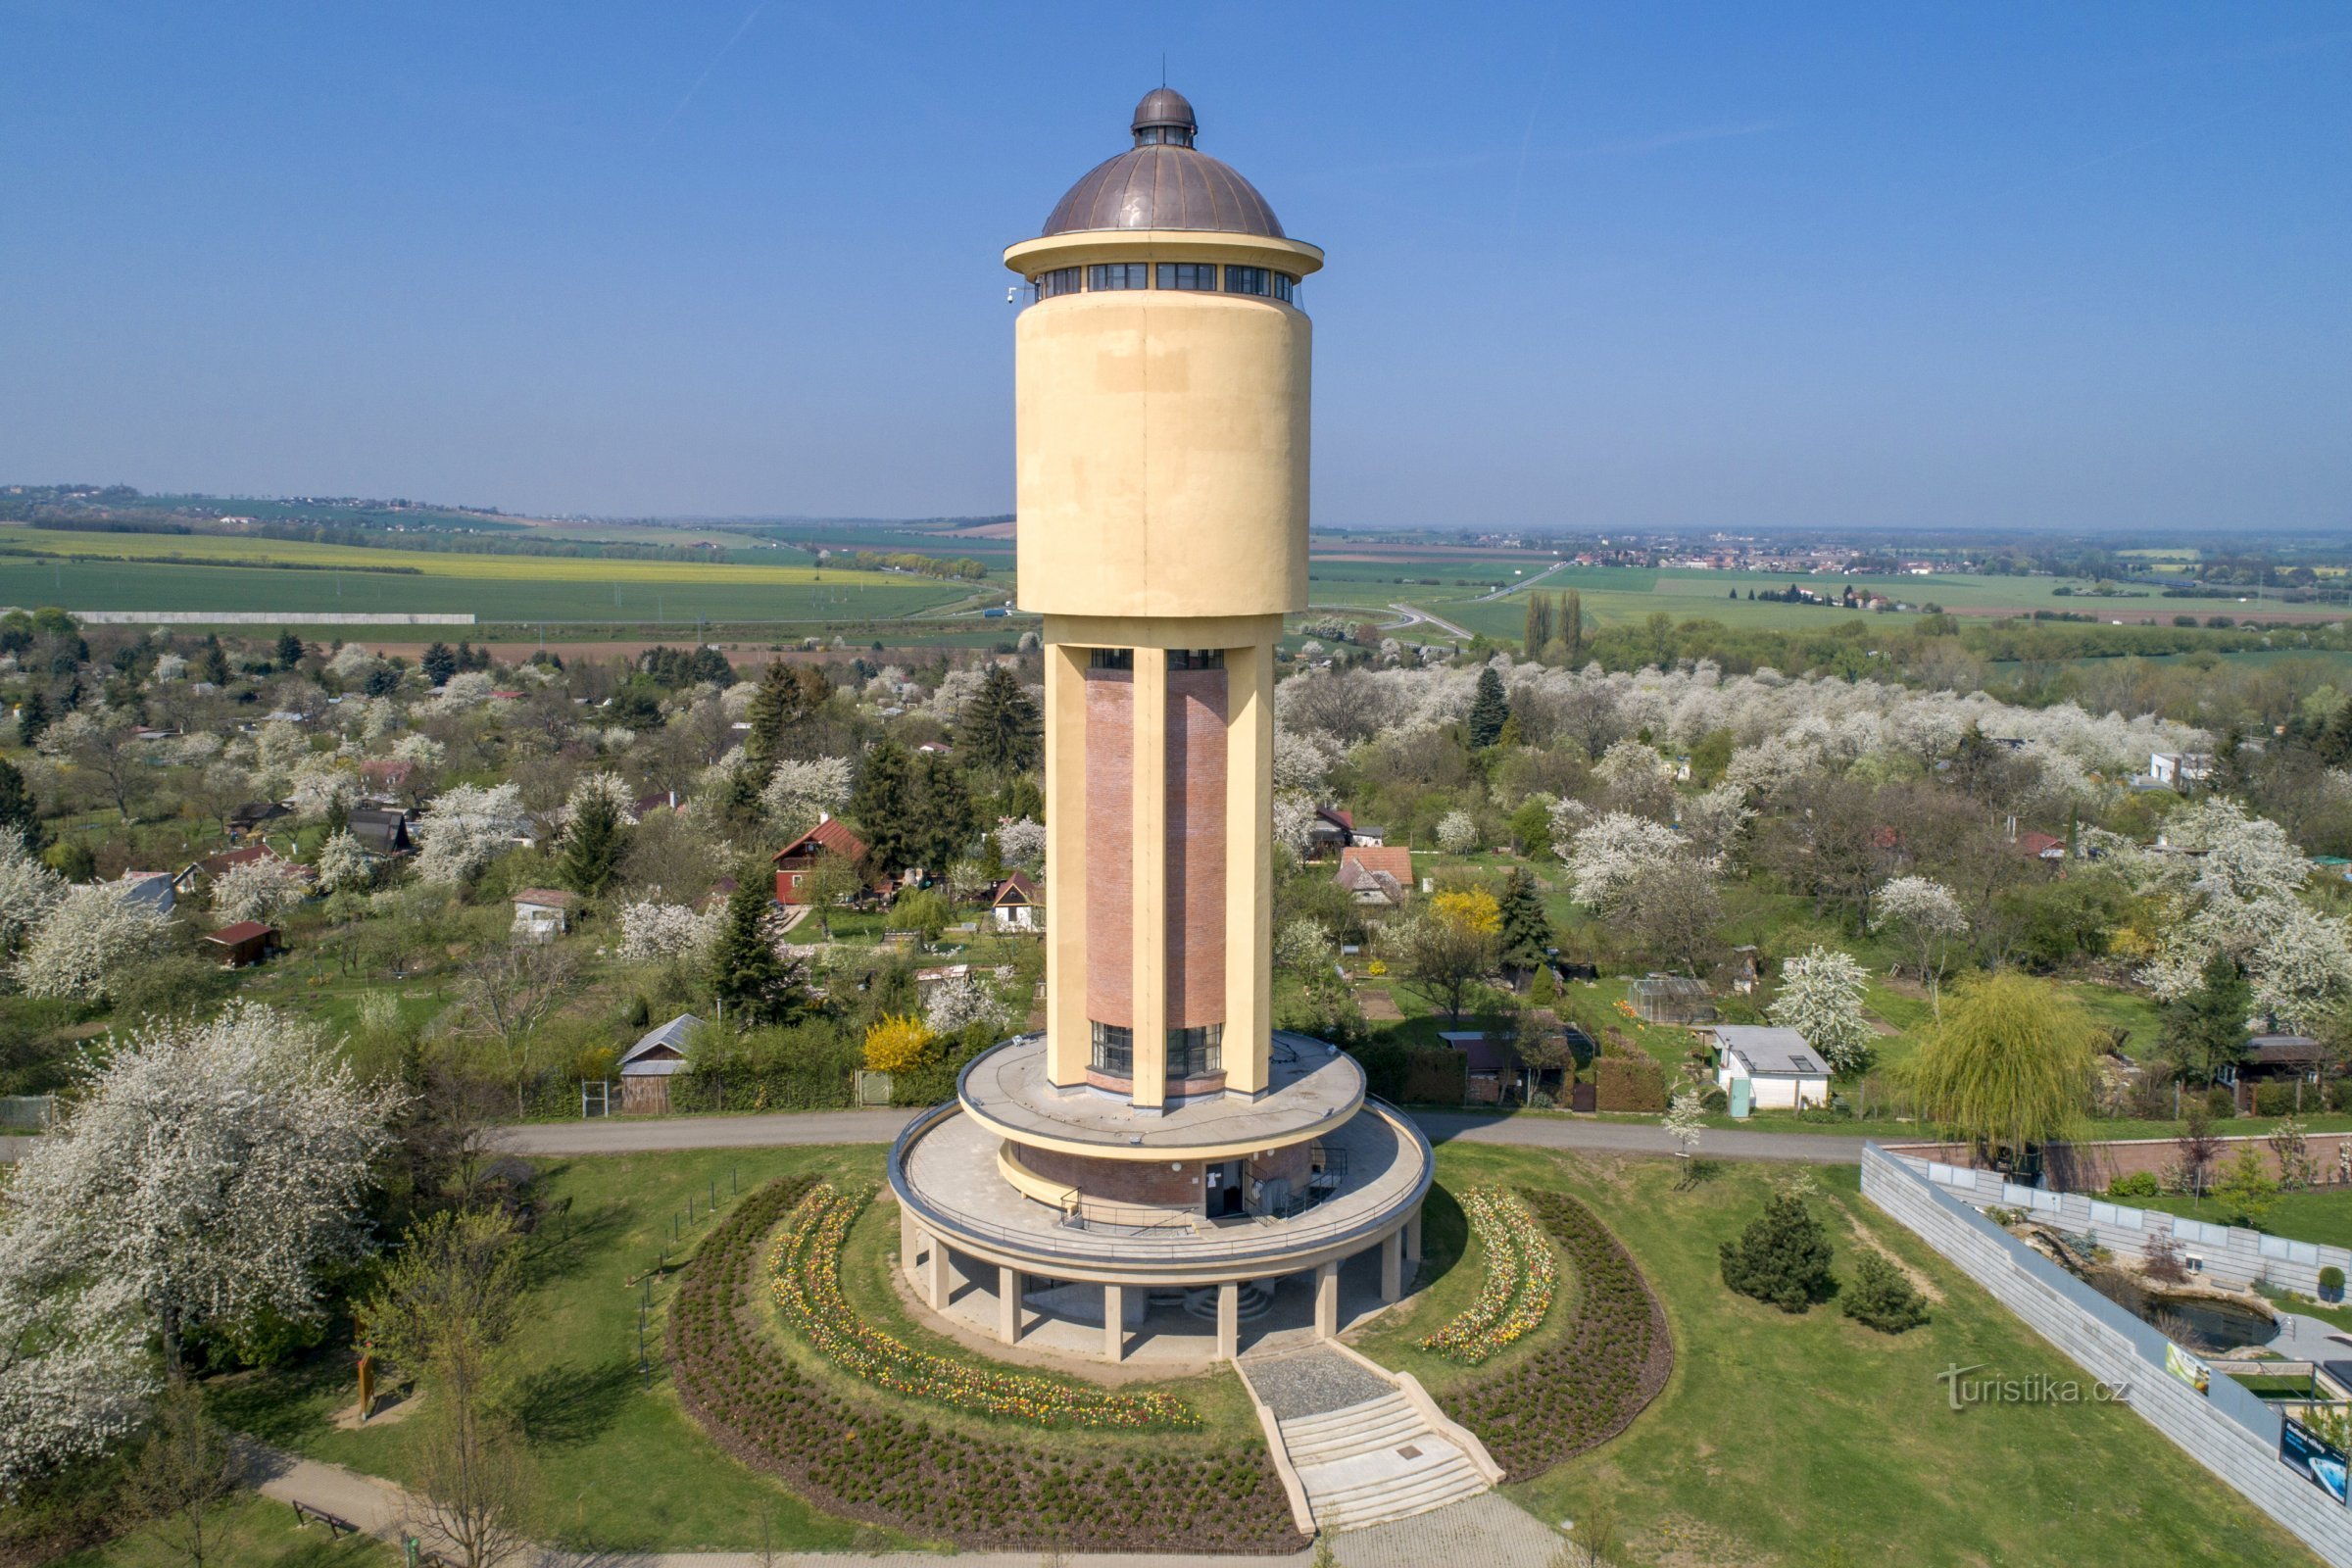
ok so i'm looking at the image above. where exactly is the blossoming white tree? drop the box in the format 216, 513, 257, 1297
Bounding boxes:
1768, 945, 1876, 1078
1872, 875, 1969, 1013
760, 756, 854, 838
15, 881, 177, 1002
0, 1004, 401, 1493
1435, 809, 1478, 855
616, 900, 720, 962
562, 769, 639, 828
1557, 809, 1701, 912
413, 782, 528, 885
996, 816, 1046, 870
211, 856, 311, 923
0, 831, 64, 955
314, 829, 375, 895
924, 972, 1010, 1035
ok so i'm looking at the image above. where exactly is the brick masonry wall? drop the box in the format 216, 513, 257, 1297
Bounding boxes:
1864, 1147, 2352, 1568
1023, 1145, 1203, 1208
1166, 666, 1227, 1030
1083, 668, 1134, 1030
1886, 1135, 2352, 1194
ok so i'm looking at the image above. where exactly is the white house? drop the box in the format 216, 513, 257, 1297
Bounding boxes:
511, 888, 577, 942
1706, 1024, 1830, 1111
2150, 752, 2214, 790
990, 872, 1041, 932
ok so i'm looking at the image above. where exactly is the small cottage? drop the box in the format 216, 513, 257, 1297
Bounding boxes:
202, 921, 281, 968
990, 871, 1041, 932
512, 888, 577, 942
225, 801, 292, 842
1706, 1024, 1830, 1112
346, 807, 414, 858
1335, 845, 1413, 907
618, 1012, 702, 1114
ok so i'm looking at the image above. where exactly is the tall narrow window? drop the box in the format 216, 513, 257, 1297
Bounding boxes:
1091, 1021, 1134, 1077
1272, 272, 1298, 304
1167, 1024, 1223, 1080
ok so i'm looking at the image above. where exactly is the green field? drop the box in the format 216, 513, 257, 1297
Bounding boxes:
0, 558, 963, 626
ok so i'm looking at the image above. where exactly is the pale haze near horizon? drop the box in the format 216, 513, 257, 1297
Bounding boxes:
0, 2, 2346, 533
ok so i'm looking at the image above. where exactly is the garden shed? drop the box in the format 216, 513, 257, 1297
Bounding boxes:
202, 921, 280, 968
618, 1012, 702, 1115
1629, 974, 1715, 1025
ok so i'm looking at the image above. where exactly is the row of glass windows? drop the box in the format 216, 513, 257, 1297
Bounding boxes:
1086, 648, 1224, 672
1032, 264, 1298, 305
1088, 1021, 1225, 1081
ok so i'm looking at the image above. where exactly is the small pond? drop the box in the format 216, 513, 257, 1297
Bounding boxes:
2143, 1294, 2281, 1354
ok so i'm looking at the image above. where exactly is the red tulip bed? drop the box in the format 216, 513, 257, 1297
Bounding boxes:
771, 1181, 1198, 1429
670, 1174, 1307, 1552
1418, 1187, 1558, 1363
1435, 1188, 1673, 1479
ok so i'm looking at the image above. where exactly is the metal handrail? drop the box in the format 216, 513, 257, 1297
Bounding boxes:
888, 1097, 1433, 1267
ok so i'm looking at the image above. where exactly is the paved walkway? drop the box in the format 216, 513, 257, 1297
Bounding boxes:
237, 1439, 1567, 1566
491, 1104, 1866, 1164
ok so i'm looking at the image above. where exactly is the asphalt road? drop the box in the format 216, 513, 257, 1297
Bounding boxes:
489, 1106, 1869, 1164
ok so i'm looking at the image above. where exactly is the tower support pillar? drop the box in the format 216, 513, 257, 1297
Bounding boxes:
1314, 1259, 1340, 1339
1103, 1283, 1125, 1361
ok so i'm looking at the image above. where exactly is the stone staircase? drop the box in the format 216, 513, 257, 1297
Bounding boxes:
1237, 1348, 1499, 1534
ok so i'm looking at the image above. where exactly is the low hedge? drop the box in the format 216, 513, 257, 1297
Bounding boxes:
1437, 1188, 1673, 1479
669, 1176, 1305, 1553
1593, 1055, 1668, 1113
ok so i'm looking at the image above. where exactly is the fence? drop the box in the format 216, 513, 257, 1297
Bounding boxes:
1898, 1151, 2347, 1301
0, 1095, 56, 1132
1862, 1144, 2352, 1567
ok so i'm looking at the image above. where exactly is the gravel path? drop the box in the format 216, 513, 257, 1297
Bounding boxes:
1243, 1348, 1396, 1419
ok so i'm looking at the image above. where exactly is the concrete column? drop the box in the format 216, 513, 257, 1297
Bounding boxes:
1043, 637, 1091, 1088
1405, 1204, 1424, 1264
899, 1203, 921, 1280
1314, 1260, 1340, 1339
998, 1266, 1022, 1345
923, 1233, 951, 1310
1222, 627, 1277, 1095
1381, 1230, 1402, 1304
1102, 1284, 1125, 1362
1216, 1281, 1240, 1362
1129, 645, 1170, 1109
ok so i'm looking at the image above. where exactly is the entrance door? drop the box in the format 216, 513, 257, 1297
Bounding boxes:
1208, 1160, 1246, 1217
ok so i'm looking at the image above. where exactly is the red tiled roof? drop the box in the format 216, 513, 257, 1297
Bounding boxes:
1340, 845, 1413, 883
774, 816, 867, 863
992, 872, 1040, 905
2016, 831, 2067, 858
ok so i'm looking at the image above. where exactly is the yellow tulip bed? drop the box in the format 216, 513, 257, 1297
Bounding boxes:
1418, 1187, 1558, 1363
770, 1182, 1197, 1430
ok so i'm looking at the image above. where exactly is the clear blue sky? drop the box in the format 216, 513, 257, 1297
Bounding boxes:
2, 3, 2346, 532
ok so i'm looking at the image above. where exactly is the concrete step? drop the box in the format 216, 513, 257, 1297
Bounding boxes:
1309, 1452, 1488, 1531
1277, 1391, 1415, 1445
1280, 1406, 1427, 1465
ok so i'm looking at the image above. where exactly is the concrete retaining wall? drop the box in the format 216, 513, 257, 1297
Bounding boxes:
1863, 1145, 2352, 1567
1887, 1133, 2352, 1195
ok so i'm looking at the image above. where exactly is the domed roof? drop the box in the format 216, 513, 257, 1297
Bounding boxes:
1041, 88, 1285, 239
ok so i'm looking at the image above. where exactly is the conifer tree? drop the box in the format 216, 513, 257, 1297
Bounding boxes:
914, 752, 977, 870
1494, 866, 1552, 973
707, 864, 808, 1026
15, 690, 47, 749
850, 739, 920, 876
1720, 1192, 1837, 1312
558, 790, 627, 898
958, 664, 1041, 774
1467, 667, 1510, 749
745, 661, 827, 765
273, 629, 304, 668
1561, 588, 1584, 667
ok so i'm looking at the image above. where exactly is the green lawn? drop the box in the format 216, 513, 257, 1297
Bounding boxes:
50, 1492, 391, 1568
2138, 1188, 2352, 1252
207, 1147, 906, 1555
1392, 1148, 2315, 1566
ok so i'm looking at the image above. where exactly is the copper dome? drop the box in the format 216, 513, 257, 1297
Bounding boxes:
1041, 88, 1285, 239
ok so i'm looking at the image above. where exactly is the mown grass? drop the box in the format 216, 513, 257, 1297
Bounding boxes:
49, 1492, 393, 1568
2137, 1187, 2352, 1251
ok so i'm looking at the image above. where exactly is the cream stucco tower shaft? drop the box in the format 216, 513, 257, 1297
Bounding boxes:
1006, 87, 1322, 1111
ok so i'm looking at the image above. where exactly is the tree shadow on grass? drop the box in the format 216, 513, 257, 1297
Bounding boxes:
1411, 1182, 1470, 1290
514, 1199, 630, 1294
507, 1357, 637, 1450
204, 1353, 354, 1447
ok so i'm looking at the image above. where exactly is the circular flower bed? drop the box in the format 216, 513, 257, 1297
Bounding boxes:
772, 1182, 1196, 1429
1419, 1187, 1558, 1364
669, 1175, 1305, 1553
1437, 1188, 1672, 1479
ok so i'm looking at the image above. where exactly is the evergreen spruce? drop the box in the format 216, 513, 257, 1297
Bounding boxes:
745, 660, 827, 764
1466, 666, 1510, 750
1841, 1250, 1929, 1333
1719, 1193, 1837, 1312
708, 863, 809, 1026
2160, 952, 2254, 1087
0, 757, 44, 851
914, 753, 977, 870
1562, 588, 1584, 666
559, 789, 628, 899
1495, 866, 1552, 973
420, 641, 458, 685
198, 635, 230, 684
15, 689, 48, 749
849, 739, 920, 876
958, 664, 1041, 774
273, 629, 305, 668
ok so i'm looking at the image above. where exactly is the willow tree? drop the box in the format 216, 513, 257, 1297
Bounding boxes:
1905, 971, 2100, 1159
